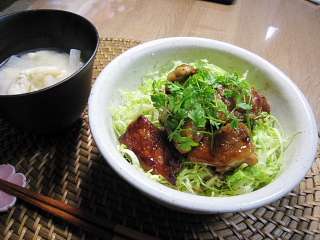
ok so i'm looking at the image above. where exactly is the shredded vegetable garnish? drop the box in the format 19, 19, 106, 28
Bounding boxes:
110, 60, 291, 197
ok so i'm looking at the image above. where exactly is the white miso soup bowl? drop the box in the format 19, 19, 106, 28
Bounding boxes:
89, 37, 318, 214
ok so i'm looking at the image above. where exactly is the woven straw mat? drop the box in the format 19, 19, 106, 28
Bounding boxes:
0, 38, 320, 240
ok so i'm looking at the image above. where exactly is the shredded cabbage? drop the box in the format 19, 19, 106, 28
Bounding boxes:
110, 60, 291, 197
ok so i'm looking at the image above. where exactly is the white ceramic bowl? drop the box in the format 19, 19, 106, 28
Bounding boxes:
89, 37, 318, 214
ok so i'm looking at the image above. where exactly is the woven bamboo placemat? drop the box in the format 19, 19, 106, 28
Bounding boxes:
0, 38, 320, 240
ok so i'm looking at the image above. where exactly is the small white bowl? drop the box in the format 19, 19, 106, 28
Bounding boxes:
89, 37, 318, 214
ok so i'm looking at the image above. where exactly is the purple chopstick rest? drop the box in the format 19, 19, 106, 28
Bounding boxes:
0, 164, 26, 212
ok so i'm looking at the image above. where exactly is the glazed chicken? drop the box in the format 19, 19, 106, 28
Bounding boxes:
167, 64, 198, 83
163, 64, 270, 159
166, 64, 198, 93
120, 64, 270, 183
165, 120, 206, 154
119, 115, 182, 185
215, 86, 270, 122
188, 122, 258, 172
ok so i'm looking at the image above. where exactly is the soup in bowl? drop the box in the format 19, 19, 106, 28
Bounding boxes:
0, 9, 99, 135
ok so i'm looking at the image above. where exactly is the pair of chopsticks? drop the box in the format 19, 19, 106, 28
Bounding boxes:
0, 178, 159, 240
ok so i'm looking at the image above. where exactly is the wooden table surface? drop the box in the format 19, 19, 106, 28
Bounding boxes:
28, 0, 320, 132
